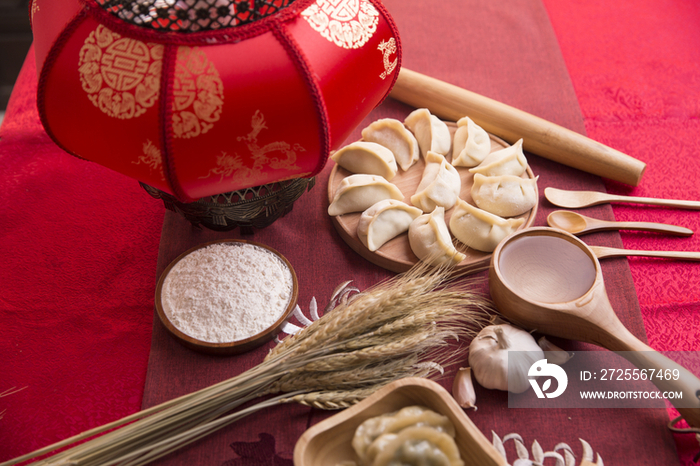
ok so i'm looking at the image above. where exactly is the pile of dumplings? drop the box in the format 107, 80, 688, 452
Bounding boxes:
350, 405, 464, 466
328, 108, 538, 266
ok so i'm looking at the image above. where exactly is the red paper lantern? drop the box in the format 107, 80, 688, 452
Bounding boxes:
30, 0, 401, 202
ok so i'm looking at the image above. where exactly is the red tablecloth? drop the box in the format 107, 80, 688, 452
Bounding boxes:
2, 0, 700, 464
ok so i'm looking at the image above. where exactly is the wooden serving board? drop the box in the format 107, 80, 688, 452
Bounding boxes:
328, 125, 538, 273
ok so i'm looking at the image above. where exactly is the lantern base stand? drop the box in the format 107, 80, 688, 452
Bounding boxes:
140, 177, 315, 234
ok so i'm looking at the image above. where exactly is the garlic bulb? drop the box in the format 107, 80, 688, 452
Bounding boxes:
468, 324, 544, 393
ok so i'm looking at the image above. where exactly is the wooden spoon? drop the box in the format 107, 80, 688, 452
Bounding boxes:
589, 245, 700, 261
545, 187, 700, 210
490, 227, 700, 428
547, 210, 693, 236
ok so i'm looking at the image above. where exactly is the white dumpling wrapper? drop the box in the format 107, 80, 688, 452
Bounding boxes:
328, 174, 404, 216
404, 108, 451, 157
408, 207, 466, 267
352, 406, 456, 462
331, 141, 398, 180
451, 116, 491, 167
372, 426, 464, 466
357, 199, 422, 252
449, 199, 526, 252
410, 151, 461, 212
469, 138, 528, 177
361, 118, 420, 171
471, 173, 538, 217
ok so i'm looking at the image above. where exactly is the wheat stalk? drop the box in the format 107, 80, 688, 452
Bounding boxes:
281, 387, 380, 410
3, 262, 494, 466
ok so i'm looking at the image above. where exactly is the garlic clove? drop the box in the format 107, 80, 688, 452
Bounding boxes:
452, 367, 477, 410
538, 336, 573, 365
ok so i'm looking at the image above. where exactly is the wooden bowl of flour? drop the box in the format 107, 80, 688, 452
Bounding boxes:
155, 239, 298, 355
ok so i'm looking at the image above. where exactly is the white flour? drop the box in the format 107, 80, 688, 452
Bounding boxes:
160, 242, 294, 343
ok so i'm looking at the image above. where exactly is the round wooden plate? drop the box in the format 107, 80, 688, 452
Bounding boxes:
328, 124, 538, 274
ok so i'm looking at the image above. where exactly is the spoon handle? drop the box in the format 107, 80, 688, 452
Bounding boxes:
612, 221, 694, 236
605, 193, 700, 209
615, 337, 700, 428
590, 246, 700, 261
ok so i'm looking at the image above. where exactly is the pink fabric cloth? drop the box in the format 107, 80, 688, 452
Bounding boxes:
543, 0, 700, 456
1, 0, 699, 464
544, 0, 700, 350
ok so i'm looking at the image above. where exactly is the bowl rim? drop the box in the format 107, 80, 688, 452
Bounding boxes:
154, 238, 299, 355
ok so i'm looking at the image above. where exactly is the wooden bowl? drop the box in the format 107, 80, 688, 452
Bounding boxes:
155, 239, 298, 355
293, 377, 507, 466
328, 125, 537, 274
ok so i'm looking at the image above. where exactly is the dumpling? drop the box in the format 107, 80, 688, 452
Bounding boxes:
361, 118, 420, 171
471, 173, 538, 217
404, 108, 451, 157
410, 151, 461, 212
408, 207, 466, 267
451, 116, 491, 168
469, 138, 528, 177
372, 426, 464, 466
364, 433, 398, 466
449, 199, 525, 252
331, 141, 398, 180
357, 200, 423, 252
328, 174, 404, 216
352, 406, 456, 462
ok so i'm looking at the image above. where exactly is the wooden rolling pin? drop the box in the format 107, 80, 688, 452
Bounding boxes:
389, 68, 646, 186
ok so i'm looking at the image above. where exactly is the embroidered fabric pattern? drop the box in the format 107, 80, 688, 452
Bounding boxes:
95, 0, 297, 32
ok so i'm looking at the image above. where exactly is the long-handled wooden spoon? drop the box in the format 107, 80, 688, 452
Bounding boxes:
589, 246, 700, 261
547, 210, 693, 236
545, 187, 700, 210
490, 227, 700, 428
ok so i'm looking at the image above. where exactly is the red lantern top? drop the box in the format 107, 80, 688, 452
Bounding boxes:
30, 0, 401, 201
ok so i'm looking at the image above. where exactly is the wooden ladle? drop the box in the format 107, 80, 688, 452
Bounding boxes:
547, 210, 693, 236
490, 227, 700, 428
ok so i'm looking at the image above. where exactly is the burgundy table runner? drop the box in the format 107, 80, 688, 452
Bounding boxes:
4, 0, 699, 464
140, 0, 678, 464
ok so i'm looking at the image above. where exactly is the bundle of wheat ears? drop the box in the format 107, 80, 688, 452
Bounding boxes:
3, 263, 494, 466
